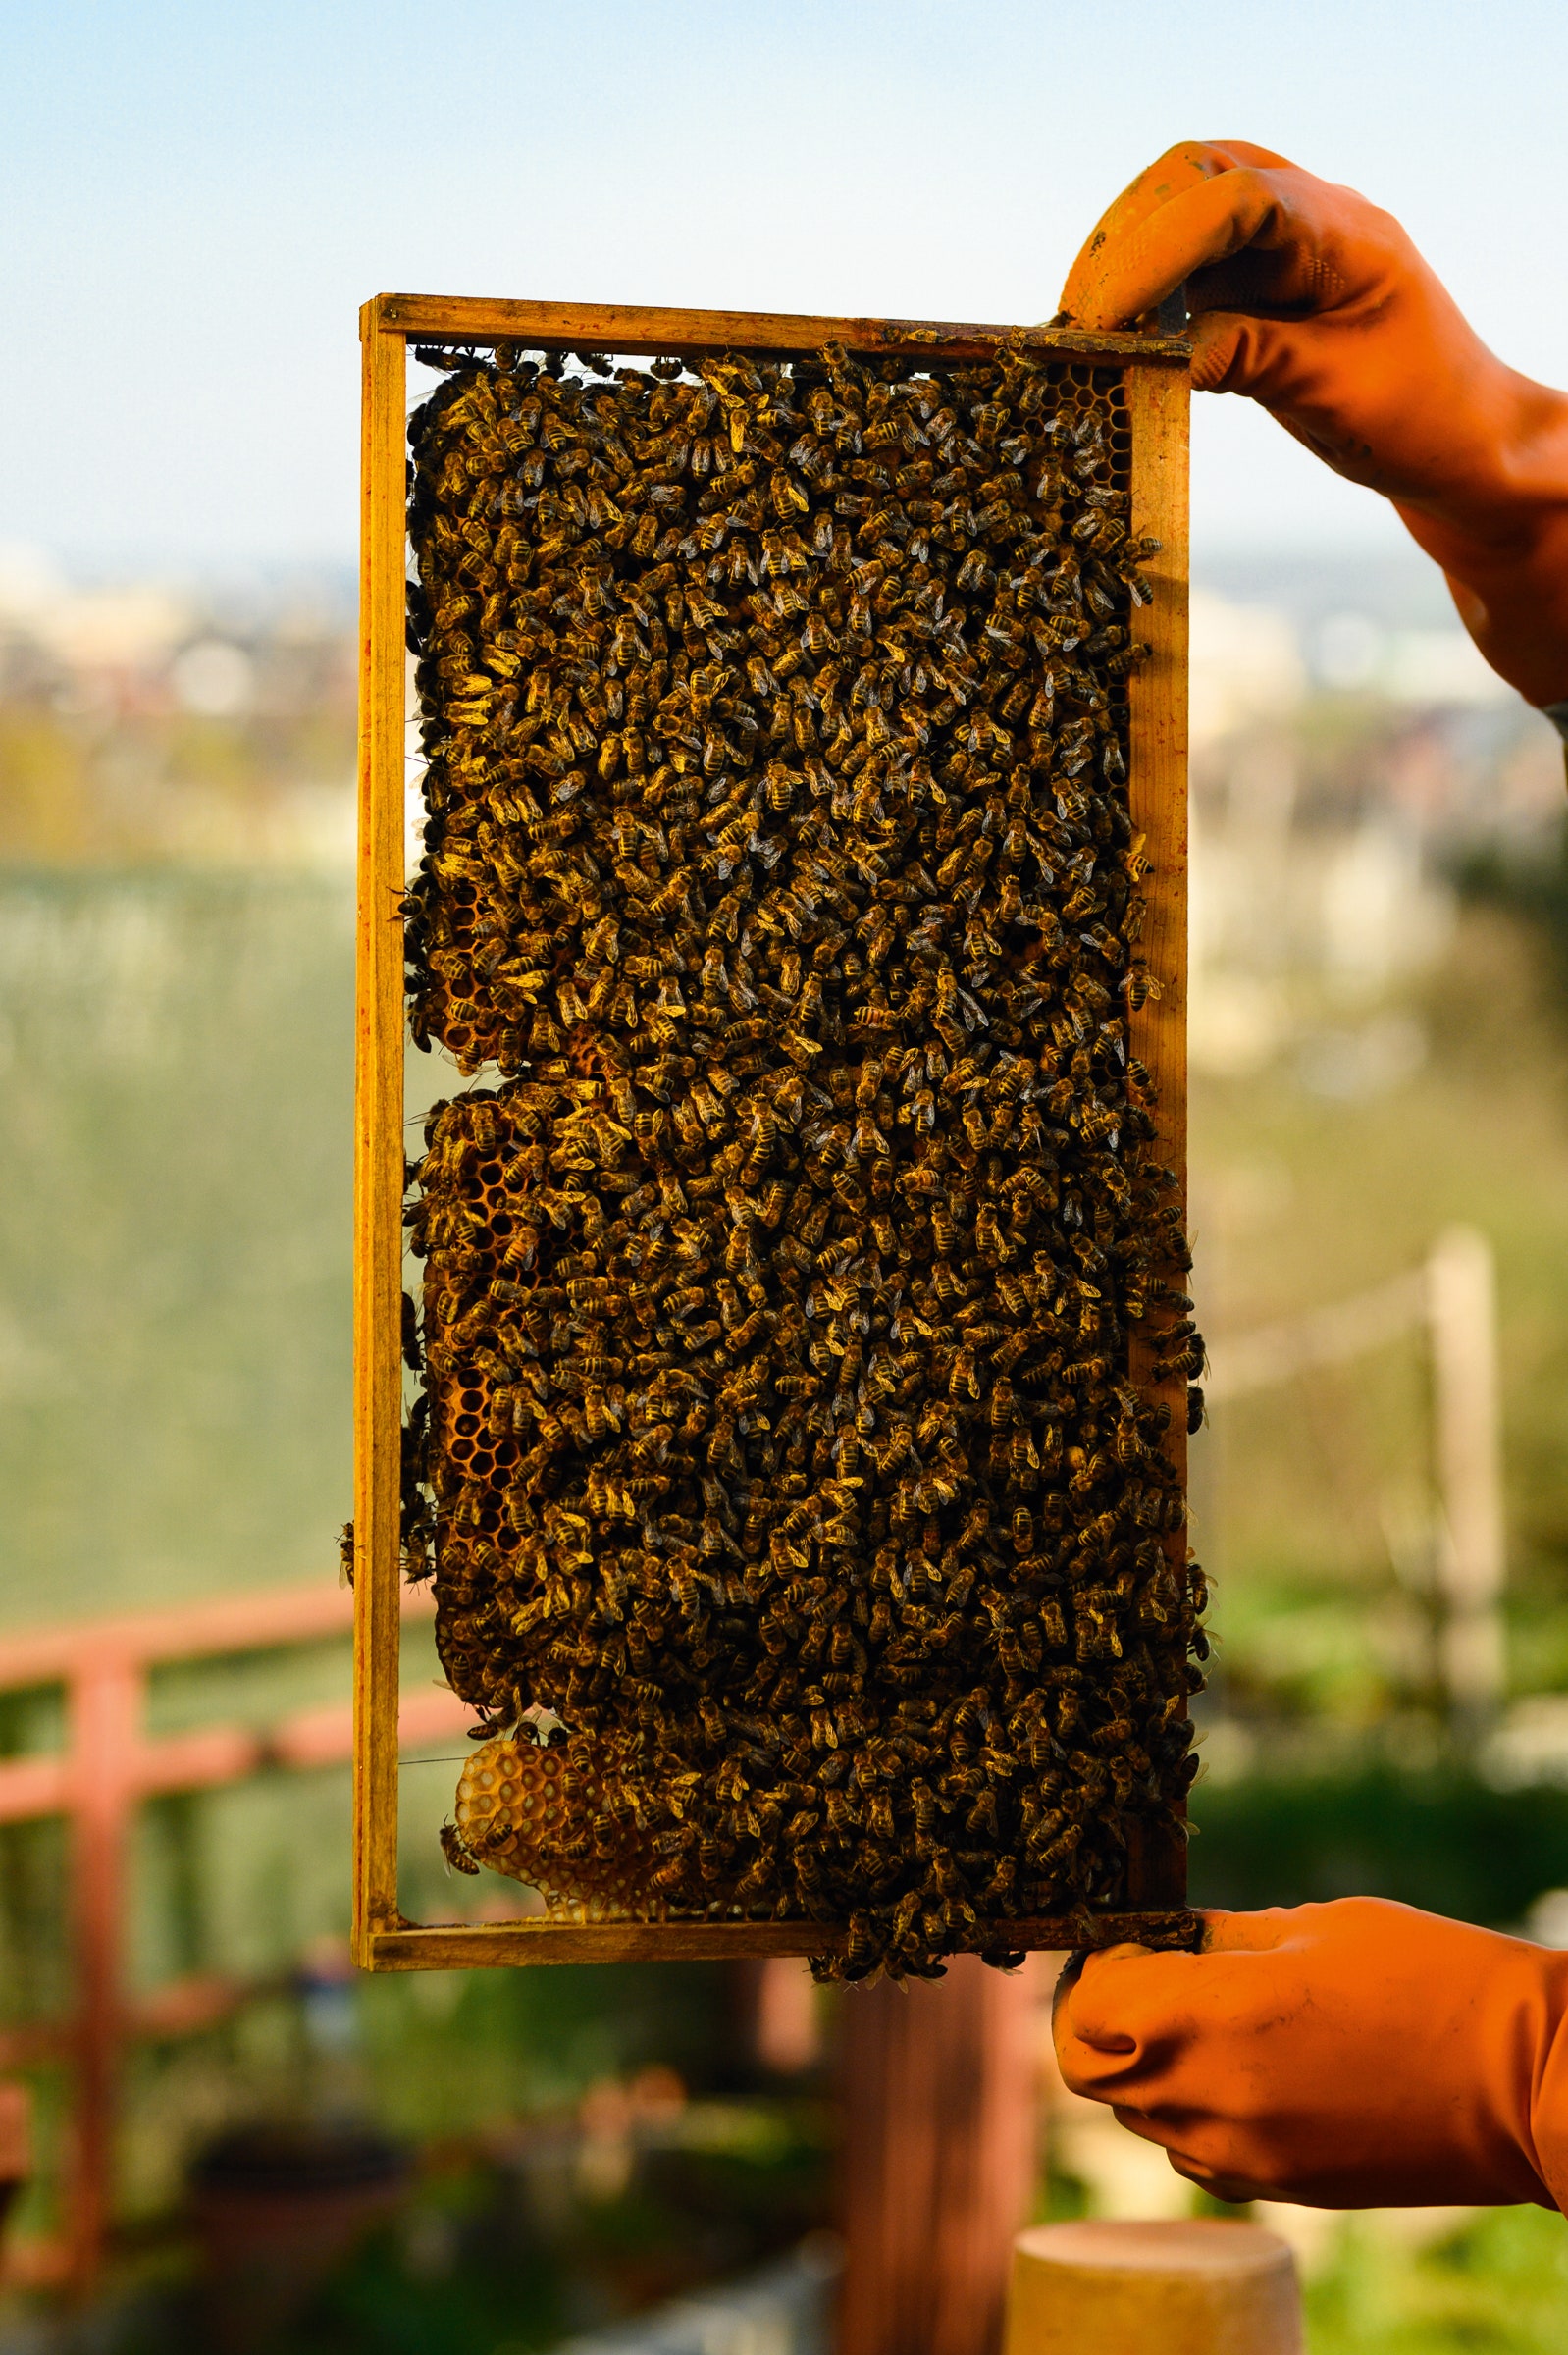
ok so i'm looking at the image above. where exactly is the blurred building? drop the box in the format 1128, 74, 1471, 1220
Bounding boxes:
1187, 565, 1564, 1092
0, 543, 355, 869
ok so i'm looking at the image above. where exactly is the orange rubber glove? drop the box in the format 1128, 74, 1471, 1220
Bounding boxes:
1054, 1900, 1568, 2211
1059, 143, 1568, 716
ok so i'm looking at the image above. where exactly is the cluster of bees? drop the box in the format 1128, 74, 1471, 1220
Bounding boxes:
400, 335, 1205, 1978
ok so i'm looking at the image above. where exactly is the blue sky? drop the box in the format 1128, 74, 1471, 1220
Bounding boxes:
3, 0, 1565, 572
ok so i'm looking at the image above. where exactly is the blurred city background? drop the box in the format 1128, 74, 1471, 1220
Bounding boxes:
5, 531, 1568, 2349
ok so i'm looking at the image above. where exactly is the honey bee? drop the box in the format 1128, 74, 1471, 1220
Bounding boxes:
584, 1387, 622, 1443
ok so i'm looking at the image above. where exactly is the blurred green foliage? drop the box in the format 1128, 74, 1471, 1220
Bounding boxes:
1190, 1766, 1568, 1926
1457, 820, 1568, 1011
1305, 2205, 1568, 2355
0, 869, 354, 1620
0, 704, 354, 866
1192, 901, 1568, 1730
108, 2093, 831, 2355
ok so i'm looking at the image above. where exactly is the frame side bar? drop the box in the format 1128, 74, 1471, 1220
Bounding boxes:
353, 300, 410, 1962
1124, 361, 1191, 1909
373, 293, 1190, 366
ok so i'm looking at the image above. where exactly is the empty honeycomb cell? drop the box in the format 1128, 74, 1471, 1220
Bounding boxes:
399, 337, 1204, 1979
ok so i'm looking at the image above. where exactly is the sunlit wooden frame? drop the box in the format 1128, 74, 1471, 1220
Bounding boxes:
353, 294, 1190, 1970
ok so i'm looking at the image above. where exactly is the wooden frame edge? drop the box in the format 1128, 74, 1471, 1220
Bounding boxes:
374, 292, 1191, 367
354, 295, 1193, 1965
1124, 359, 1191, 1909
1124, 362, 1191, 1478
353, 298, 410, 1965
364, 1910, 1195, 1971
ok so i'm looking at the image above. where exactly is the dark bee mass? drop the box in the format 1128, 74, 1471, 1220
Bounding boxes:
399, 338, 1205, 1980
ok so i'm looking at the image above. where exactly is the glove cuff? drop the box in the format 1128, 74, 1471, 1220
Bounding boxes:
1526, 1963, 1568, 2213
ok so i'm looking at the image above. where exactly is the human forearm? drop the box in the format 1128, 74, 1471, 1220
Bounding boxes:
1391, 374, 1568, 707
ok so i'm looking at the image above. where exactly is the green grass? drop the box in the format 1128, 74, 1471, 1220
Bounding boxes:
1191, 902, 1568, 1729
1305, 2206, 1568, 2355
0, 867, 355, 1621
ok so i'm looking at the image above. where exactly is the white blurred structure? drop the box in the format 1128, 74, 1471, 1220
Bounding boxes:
1190, 590, 1305, 750
168, 638, 255, 716
0, 543, 355, 867
1312, 610, 1513, 705
1185, 584, 1563, 1089
0, 539, 349, 724
554, 2243, 840, 2355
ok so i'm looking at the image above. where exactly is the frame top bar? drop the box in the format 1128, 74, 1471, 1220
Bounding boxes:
363, 293, 1192, 368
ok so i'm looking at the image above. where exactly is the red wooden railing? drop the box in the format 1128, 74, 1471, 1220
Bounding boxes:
0, 1580, 468, 2292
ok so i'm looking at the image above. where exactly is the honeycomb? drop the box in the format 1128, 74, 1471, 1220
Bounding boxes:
398, 338, 1205, 1978
444, 1736, 646, 1918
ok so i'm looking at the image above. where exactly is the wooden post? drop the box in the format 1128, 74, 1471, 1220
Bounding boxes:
1005, 2221, 1301, 2355
839, 1960, 1038, 2355
65, 1653, 140, 2294
1427, 1226, 1506, 1734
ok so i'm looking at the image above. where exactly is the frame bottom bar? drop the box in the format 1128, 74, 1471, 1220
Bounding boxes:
362, 1910, 1196, 1970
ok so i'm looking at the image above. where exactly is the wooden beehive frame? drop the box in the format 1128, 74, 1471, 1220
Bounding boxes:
353, 293, 1190, 1971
